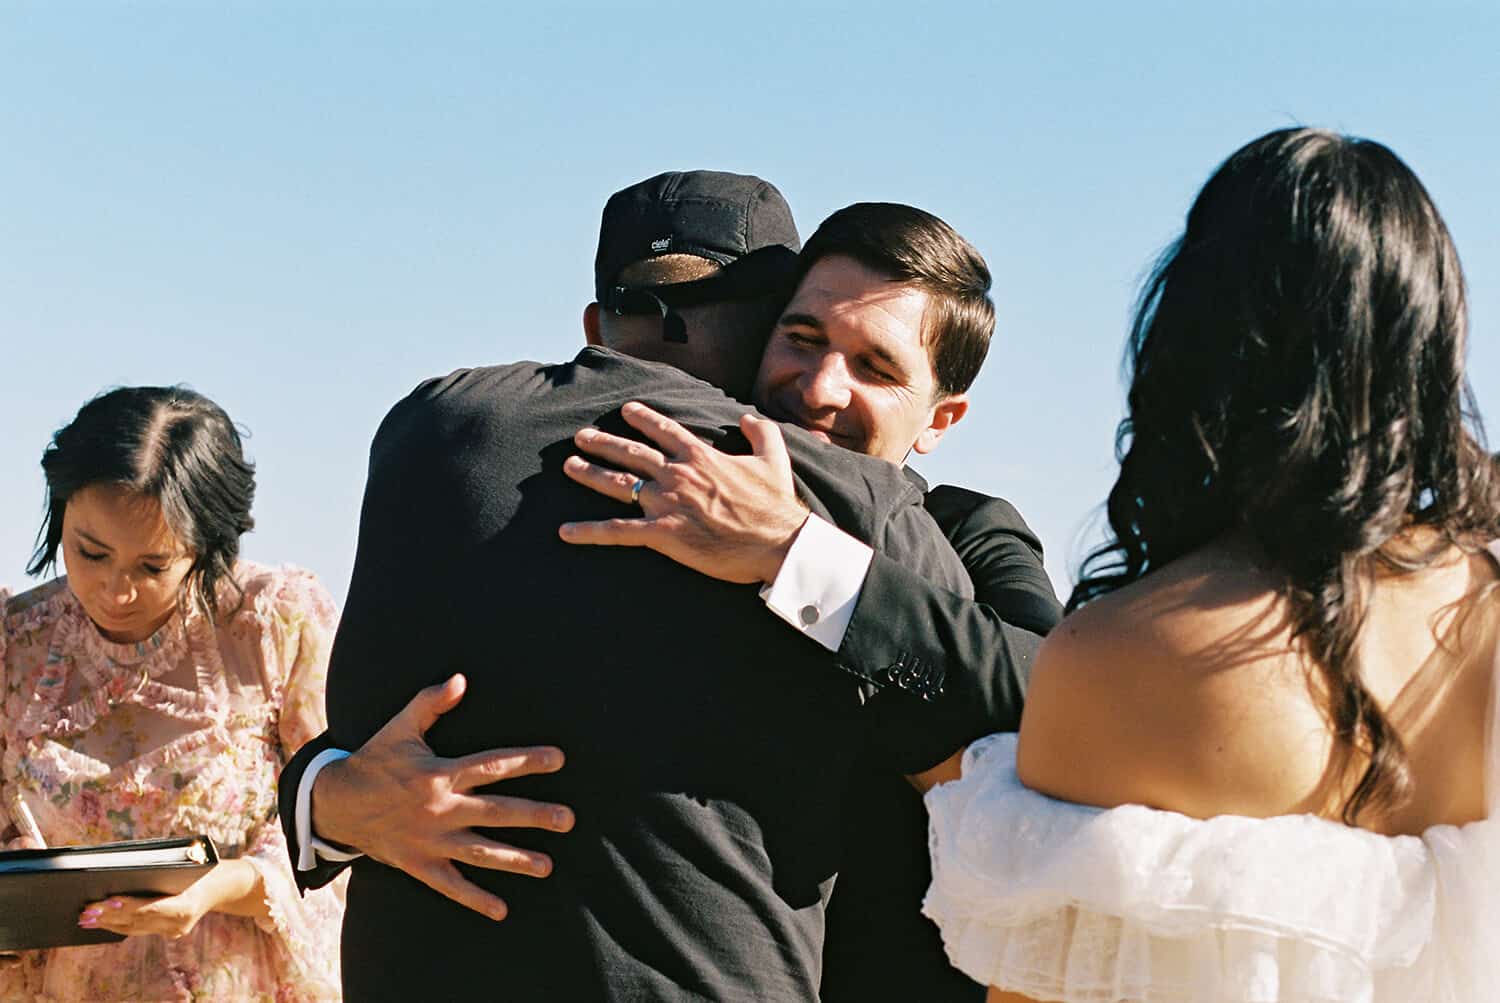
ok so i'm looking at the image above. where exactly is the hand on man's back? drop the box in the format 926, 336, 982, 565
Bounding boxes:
311, 674, 577, 921
559, 401, 811, 585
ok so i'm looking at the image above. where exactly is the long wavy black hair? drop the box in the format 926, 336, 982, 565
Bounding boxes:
1071, 128, 1500, 823
28, 386, 257, 620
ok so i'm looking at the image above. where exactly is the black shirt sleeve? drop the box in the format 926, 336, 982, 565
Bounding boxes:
839, 486, 1063, 770
275, 730, 346, 892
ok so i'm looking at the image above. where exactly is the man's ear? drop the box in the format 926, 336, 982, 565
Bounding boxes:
583, 302, 603, 346
911, 393, 969, 455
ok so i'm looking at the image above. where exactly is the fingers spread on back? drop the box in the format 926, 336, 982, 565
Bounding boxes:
421, 864, 510, 923
562, 456, 641, 503
462, 793, 574, 833
621, 402, 703, 458
574, 427, 667, 477
451, 746, 565, 789
450, 833, 554, 878
741, 413, 790, 466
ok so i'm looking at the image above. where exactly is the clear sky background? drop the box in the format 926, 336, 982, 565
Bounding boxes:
2, 2, 1496, 605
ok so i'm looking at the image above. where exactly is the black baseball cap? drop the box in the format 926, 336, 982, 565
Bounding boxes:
593, 170, 801, 304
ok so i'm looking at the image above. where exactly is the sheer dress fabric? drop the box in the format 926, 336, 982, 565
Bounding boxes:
0, 562, 344, 1002
923, 544, 1500, 1003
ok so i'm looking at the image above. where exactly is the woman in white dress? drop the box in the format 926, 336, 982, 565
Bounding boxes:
924, 127, 1500, 1002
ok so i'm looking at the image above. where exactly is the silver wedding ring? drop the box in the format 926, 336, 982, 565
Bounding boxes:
630, 478, 645, 505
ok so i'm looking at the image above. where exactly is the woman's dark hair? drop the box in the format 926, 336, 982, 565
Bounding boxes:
1071, 128, 1500, 823
28, 385, 257, 619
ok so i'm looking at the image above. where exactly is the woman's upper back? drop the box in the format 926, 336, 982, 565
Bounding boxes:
924, 539, 1500, 1002
1017, 536, 1500, 834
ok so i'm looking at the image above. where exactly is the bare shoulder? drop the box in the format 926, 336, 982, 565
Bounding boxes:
1017, 545, 1332, 819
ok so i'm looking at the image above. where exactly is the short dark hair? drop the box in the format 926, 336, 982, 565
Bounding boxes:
28, 386, 257, 618
796, 203, 994, 397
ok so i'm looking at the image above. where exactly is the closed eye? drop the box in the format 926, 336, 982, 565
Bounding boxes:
77, 547, 107, 563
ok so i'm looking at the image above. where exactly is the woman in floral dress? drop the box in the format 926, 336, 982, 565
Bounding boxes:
1, 386, 343, 1001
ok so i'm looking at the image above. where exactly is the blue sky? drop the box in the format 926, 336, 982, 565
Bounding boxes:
2, 2, 1496, 603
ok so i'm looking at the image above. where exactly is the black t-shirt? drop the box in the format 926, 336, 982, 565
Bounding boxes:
323, 348, 975, 1000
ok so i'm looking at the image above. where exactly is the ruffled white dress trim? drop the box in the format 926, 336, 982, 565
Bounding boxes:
926, 542, 1500, 1003
926, 733, 1500, 1001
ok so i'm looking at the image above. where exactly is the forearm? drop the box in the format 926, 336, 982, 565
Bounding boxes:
763, 513, 1051, 749
845, 542, 1058, 775
845, 551, 1046, 729
197, 859, 270, 922
278, 730, 362, 893
307, 753, 366, 851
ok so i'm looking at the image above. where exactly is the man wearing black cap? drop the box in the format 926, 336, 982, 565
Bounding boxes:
277, 170, 1000, 1001
565, 199, 1060, 1001
581, 169, 803, 404
285, 172, 1063, 1000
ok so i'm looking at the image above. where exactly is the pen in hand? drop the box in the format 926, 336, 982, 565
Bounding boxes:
8, 792, 46, 850
1, 794, 44, 966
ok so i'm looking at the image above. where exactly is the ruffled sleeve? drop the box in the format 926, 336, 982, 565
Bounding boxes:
256, 565, 338, 757
0, 587, 38, 1003
234, 566, 344, 1000
923, 734, 1437, 1003
0, 587, 12, 846
0, 585, 37, 853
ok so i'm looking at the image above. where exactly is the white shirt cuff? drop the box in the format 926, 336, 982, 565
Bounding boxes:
295, 747, 364, 871
760, 513, 875, 652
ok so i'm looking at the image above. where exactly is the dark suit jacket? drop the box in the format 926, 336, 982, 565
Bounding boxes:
278, 348, 980, 1001
820, 482, 1062, 1002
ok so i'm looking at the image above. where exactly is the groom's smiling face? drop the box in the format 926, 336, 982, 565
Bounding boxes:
753, 254, 963, 465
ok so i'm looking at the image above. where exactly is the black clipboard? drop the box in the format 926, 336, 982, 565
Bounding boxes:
0, 835, 219, 951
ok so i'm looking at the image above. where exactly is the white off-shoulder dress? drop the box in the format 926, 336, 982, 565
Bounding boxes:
924, 549, 1500, 1003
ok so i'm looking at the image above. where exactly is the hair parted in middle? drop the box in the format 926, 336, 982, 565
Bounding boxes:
796, 202, 995, 398
29, 385, 257, 619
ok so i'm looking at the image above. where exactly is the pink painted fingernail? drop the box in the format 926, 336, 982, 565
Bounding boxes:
108, 899, 123, 909
78, 918, 98, 928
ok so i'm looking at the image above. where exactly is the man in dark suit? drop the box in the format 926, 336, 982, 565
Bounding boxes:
281, 176, 1059, 999
561, 202, 1061, 1000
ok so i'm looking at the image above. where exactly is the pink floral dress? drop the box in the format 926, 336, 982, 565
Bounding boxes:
0, 562, 344, 1002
